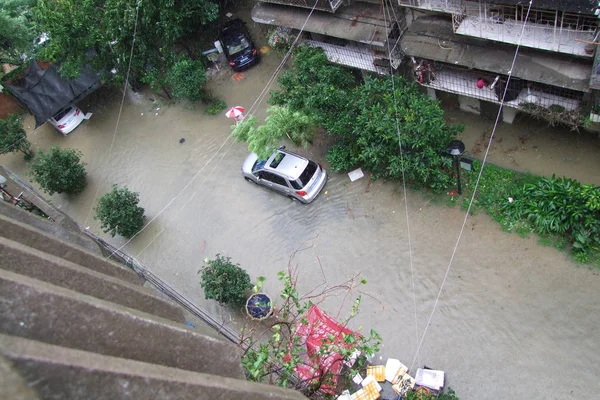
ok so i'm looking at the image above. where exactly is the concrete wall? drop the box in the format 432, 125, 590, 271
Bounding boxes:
0, 192, 307, 399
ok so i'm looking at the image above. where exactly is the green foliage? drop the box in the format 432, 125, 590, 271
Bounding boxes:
94, 185, 145, 238
204, 100, 227, 115
29, 146, 86, 195
167, 55, 208, 102
0, 0, 37, 66
406, 388, 460, 400
270, 46, 357, 135
466, 162, 600, 263
199, 254, 252, 306
0, 114, 33, 158
232, 106, 317, 160
241, 270, 382, 396
271, 46, 462, 192
35, 0, 218, 83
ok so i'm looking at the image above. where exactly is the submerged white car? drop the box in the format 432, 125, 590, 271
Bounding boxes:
48, 106, 85, 135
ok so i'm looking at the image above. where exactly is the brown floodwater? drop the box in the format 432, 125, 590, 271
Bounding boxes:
3, 14, 600, 399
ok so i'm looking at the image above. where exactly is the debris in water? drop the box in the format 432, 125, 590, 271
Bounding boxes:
155, 112, 158, 116
348, 168, 364, 182
180, 138, 185, 143
141, 113, 143, 116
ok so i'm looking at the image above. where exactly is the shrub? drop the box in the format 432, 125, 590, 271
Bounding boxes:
0, 114, 33, 159
95, 185, 145, 238
204, 100, 227, 115
29, 146, 86, 195
199, 254, 252, 306
167, 56, 208, 102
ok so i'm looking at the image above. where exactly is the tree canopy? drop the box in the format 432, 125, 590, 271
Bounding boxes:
34, 0, 219, 84
0, 0, 38, 66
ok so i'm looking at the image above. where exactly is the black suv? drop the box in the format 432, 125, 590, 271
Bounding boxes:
219, 19, 259, 71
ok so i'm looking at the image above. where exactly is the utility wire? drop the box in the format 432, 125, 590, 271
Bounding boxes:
382, 0, 420, 368
108, 1, 321, 260
409, 0, 534, 371
83, 1, 142, 226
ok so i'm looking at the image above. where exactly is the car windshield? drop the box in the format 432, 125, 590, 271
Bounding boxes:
226, 36, 250, 55
290, 161, 318, 190
53, 107, 72, 121
252, 159, 267, 173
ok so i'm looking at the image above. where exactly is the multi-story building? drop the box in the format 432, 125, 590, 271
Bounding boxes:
252, 0, 600, 127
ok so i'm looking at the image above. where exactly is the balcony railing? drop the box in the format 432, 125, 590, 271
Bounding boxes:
412, 60, 585, 126
453, 2, 598, 57
258, 0, 344, 13
397, 0, 464, 14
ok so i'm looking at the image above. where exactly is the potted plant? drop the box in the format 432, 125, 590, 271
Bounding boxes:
245, 277, 273, 320
199, 255, 253, 307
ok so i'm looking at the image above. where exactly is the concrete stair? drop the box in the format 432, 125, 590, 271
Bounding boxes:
0, 201, 306, 399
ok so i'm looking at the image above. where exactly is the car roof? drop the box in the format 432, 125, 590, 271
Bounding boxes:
266, 150, 309, 180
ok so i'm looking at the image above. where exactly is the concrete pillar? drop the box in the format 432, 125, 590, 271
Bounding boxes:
502, 106, 519, 124
426, 88, 436, 100
458, 95, 481, 115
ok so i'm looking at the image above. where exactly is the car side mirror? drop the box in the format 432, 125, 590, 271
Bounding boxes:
278, 145, 286, 150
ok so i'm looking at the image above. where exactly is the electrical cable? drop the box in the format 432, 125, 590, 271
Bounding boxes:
383, 0, 420, 368
409, 0, 535, 371
83, 1, 142, 226
106, 1, 322, 260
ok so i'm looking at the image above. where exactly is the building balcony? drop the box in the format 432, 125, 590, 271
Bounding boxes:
398, 0, 464, 14
453, 2, 598, 57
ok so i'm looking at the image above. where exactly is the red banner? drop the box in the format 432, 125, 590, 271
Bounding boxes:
291, 305, 360, 393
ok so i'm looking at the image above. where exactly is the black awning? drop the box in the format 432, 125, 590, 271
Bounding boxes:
5, 60, 102, 128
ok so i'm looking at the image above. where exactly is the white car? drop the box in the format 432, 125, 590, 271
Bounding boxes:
48, 106, 85, 135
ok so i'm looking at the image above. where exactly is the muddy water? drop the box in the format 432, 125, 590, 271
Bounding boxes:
4, 34, 600, 400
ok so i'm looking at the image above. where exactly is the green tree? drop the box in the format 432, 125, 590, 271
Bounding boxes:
0, 0, 38, 66
0, 114, 33, 158
199, 254, 252, 306
29, 146, 86, 195
326, 76, 462, 192
167, 55, 208, 102
35, 0, 218, 83
95, 185, 145, 238
232, 106, 317, 159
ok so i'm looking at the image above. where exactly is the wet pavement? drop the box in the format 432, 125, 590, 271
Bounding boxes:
3, 11, 600, 399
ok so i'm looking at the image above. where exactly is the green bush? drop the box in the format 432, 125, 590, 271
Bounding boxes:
0, 114, 33, 159
204, 100, 227, 115
29, 146, 87, 195
95, 185, 145, 238
167, 56, 208, 102
199, 254, 252, 306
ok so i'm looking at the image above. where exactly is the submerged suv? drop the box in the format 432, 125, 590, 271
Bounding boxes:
219, 19, 259, 71
241, 147, 327, 204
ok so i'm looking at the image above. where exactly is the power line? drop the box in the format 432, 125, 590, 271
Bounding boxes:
409, 0, 535, 371
83, 1, 142, 226
382, 0, 420, 368
107, 1, 322, 260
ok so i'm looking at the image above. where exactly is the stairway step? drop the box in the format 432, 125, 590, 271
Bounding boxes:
0, 214, 143, 286
0, 237, 184, 323
1, 334, 307, 400
0, 270, 245, 378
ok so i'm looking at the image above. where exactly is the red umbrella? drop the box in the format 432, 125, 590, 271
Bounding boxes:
225, 106, 244, 119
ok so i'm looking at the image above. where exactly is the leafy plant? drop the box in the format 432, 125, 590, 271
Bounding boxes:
199, 254, 253, 307
232, 106, 317, 160
0, 0, 38, 66
240, 247, 382, 397
29, 146, 86, 195
405, 388, 460, 400
95, 185, 145, 238
167, 55, 209, 102
0, 114, 33, 159
204, 100, 227, 115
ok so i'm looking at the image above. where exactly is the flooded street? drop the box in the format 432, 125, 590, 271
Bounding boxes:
3, 21, 600, 399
